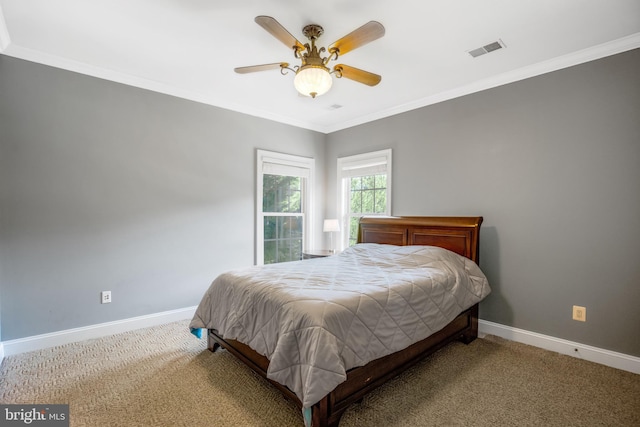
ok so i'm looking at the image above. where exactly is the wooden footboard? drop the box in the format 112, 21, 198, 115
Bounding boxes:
209, 303, 479, 427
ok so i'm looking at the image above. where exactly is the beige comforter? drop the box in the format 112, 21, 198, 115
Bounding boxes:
190, 243, 491, 409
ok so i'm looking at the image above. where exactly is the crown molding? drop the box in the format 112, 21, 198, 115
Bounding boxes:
2, 30, 639, 134
1, 43, 327, 133
325, 32, 640, 133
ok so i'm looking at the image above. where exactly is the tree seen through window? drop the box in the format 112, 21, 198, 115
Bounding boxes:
262, 174, 303, 264
348, 174, 387, 246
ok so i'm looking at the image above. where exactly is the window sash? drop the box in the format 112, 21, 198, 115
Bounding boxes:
337, 149, 392, 250
257, 150, 314, 265
262, 213, 304, 264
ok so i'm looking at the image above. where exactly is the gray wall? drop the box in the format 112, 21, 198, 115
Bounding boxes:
0, 56, 326, 340
2, 49, 639, 357
326, 49, 640, 357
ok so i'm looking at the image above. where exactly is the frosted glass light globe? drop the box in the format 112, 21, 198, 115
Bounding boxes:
294, 66, 332, 98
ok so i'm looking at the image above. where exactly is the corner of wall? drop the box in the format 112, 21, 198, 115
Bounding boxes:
0, 5, 11, 52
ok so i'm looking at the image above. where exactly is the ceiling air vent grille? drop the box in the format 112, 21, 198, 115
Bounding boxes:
468, 39, 506, 58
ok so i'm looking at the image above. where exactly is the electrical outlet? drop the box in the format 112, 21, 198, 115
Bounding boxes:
572, 305, 586, 322
101, 291, 112, 304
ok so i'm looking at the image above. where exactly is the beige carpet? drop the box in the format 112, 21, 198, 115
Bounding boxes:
1, 320, 638, 426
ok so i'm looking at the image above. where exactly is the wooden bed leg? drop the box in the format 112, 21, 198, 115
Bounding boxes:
311, 399, 328, 427
460, 330, 477, 344
460, 304, 479, 344
207, 330, 221, 352
311, 396, 343, 427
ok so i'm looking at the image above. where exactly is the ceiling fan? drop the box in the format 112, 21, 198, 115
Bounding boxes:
235, 16, 385, 98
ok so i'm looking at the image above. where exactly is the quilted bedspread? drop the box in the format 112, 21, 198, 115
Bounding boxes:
189, 243, 491, 409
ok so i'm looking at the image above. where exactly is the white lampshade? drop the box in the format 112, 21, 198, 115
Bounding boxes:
323, 219, 340, 233
294, 66, 332, 98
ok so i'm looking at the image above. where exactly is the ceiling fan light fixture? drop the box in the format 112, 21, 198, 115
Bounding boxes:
294, 65, 332, 98
236, 17, 384, 98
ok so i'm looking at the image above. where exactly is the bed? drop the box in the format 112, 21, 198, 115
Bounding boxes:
190, 216, 490, 426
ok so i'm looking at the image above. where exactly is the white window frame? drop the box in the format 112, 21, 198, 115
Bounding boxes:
337, 149, 392, 250
256, 149, 315, 265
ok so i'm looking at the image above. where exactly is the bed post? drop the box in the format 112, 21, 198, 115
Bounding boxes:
311, 397, 331, 427
207, 330, 221, 352
460, 303, 479, 344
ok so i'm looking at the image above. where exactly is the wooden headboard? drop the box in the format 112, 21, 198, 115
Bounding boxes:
357, 216, 483, 263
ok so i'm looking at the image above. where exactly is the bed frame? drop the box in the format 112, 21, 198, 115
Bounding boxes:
208, 216, 483, 427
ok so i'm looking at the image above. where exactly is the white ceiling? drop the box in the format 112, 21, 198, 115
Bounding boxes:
1, 0, 639, 134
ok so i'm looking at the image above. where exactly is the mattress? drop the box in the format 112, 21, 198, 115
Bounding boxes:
190, 243, 491, 409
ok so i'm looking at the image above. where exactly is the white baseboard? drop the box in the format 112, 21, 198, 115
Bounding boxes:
479, 320, 640, 375
1, 306, 197, 357
2, 312, 637, 377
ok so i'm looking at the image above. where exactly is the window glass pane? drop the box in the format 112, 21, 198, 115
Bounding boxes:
350, 177, 362, 190
347, 173, 387, 245
272, 237, 303, 263
264, 240, 277, 265
362, 189, 374, 213
277, 217, 288, 239
290, 216, 303, 238
264, 217, 276, 240
291, 238, 302, 261
362, 175, 375, 190
263, 175, 301, 213
277, 239, 291, 263
264, 215, 303, 263
349, 217, 360, 246
374, 189, 386, 213
262, 175, 277, 212
350, 190, 362, 213
289, 192, 301, 213
276, 216, 303, 239
286, 177, 301, 212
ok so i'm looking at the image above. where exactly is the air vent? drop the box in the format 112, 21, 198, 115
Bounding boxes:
468, 39, 506, 58
328, 104, 343, 110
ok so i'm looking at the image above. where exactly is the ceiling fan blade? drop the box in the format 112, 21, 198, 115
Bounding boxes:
329, 21, 385, 56
234, 63, 289, 74
333, 64, 381, 86
255, 16, 306, 51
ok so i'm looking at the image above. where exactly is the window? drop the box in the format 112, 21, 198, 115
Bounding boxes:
337, 149, 392, 248
257, 150, 314, 265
